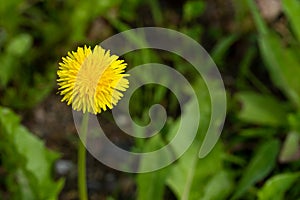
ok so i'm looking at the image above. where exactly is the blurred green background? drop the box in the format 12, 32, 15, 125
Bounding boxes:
1, 0, 300, 199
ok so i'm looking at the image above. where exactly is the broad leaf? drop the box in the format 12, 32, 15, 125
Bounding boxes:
258, 172, 300, 200
236, 92, 288, 126
246, 0, 300, 108
279, 132, 300, 162
231, 140, 280, 199
0, 107, 64, 200
166, 79, 229, 200
282, 0, 300, 41
259, 33, 300, 108
202, 170, 233, 200
136, 135, 171, 200
183, 0, 206, 21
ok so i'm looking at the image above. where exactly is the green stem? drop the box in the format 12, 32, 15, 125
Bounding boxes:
78, 112, 89, 200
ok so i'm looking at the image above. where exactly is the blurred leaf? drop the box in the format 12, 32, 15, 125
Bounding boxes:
202, 171, 233, 200
236, 47, 259, 91
232, 140, 280, 199
6, 33, 32, 56
167, 142, 225, 200
137, 84, 205, 200
282, 0, 300, 41
119, 0, 141, 21
257, 172, 300, 200
279, 132, 300, 163
1, 64, 56, 109
239, 128, 277, 138
69, 0, 120, 42
180, 26, 203, 41
0, 55, 15, 87
246, 0, 268, 34
236, 92, 288, 126
0, 107, 64, 200
0, 0, 22, 33
183, 0, 206, 21
166, 79, 229, 200
137, 78, 220, 200
232, 0, 250, 24
288, 113, 300, 134
148, 0, 163, 25
259, 33, 300, 108
137, 135, 171, 200
0, 34, 32, 87
211, 34, 239, 66
247, 0, 300, 108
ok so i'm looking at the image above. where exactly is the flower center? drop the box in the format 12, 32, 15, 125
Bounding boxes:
75, 46, 115, 101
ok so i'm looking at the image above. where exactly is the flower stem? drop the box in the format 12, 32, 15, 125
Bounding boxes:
78, 112, 89, 200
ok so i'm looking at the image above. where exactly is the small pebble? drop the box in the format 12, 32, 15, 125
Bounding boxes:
55, 159, 74, 175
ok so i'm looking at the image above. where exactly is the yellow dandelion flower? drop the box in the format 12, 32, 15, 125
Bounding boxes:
57, 45, 129, 114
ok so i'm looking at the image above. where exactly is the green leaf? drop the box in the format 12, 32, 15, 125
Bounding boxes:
246, 0, 268, 34
246, 0, 300, 108
259, 33, 300, 108
0, 33, 32, 87
239, 128, 277, 138
1, 64, 56, 109
288, 113, 300, 136
279, 132, 300, 162
148, 0, 163, 25
202, 171, 233, 200
282, 0, 300, 41
166, 79, 228, 200
0, 55, 15, 87
69, 0, 120, 42
119, 0, 142, 21
211, 34, 239, 66
137, 168, 169, 200
0, 107, 64, 200
236, 92, 288, 126
6, 33, 32, 56
180, 26, 203, 41
183, 0, 206, 21
137, 135, 171, 200
136, 79, 208, 200
231, 140, 280, 199
257, 172, 300, 200
15, 126, 65, 199
167, 143, 225, 200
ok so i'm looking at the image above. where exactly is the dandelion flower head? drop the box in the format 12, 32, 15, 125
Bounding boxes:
57, 45, 129, 114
